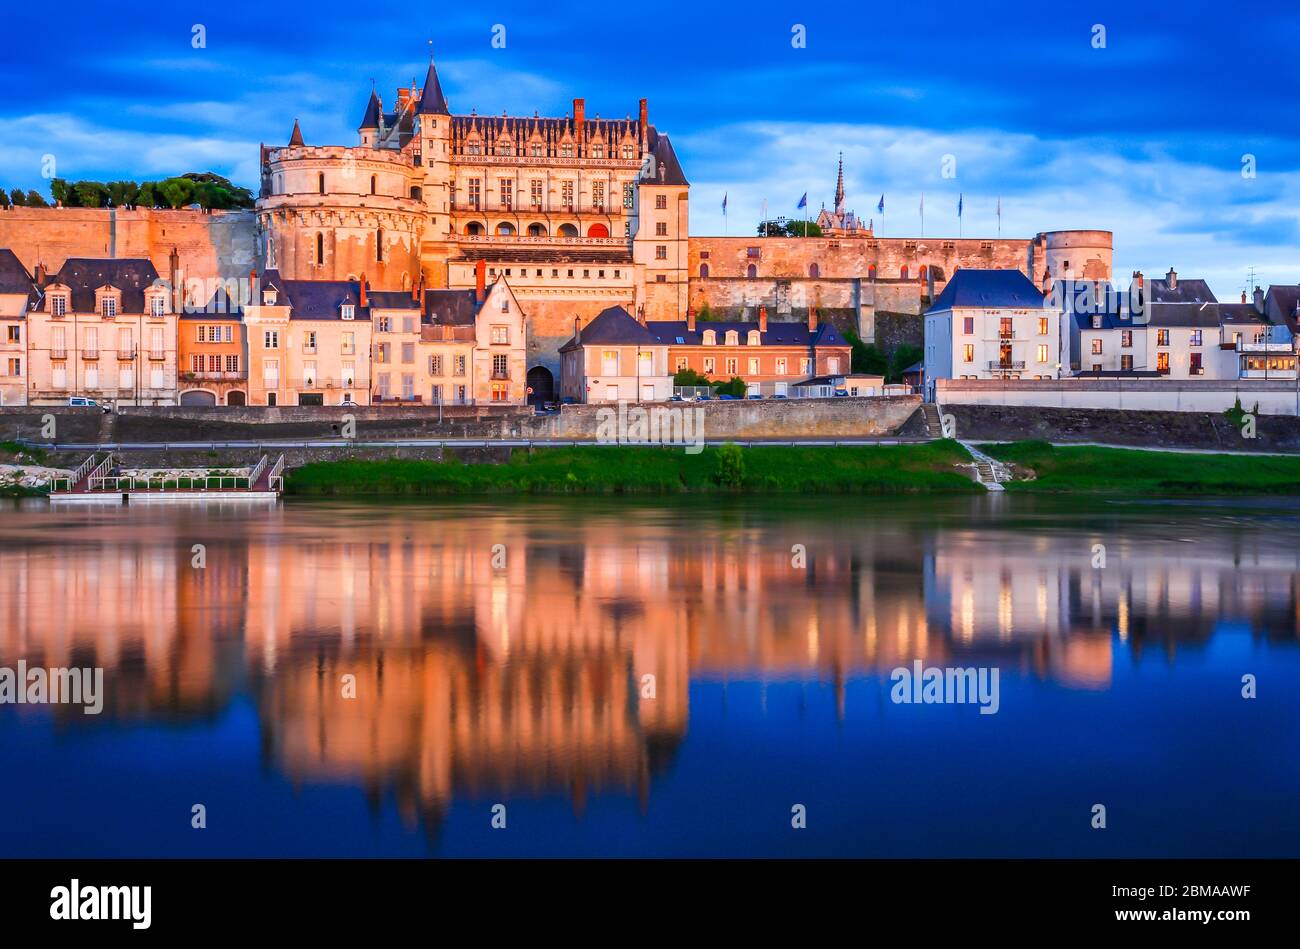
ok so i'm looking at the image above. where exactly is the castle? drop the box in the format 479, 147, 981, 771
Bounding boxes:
0, 55, 1113, 404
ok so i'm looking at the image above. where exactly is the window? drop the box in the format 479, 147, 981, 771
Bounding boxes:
5, 326, 18, 343
263, 358, 280, 386
699, 264, 709, 278
492, 354, 508, 378
799, 357, 811, 375
341, 304, 355, 320
1157, 352, 1170, 374
1190, 330, 1203, 346
318, 173, 325, 194
376, 228, 384, 262
51, 295, 66, 316
341, 361, 354, 385
656, 246, 667, 260
1121, 330, 1133, 348
341, 332, 355, 355
655, 195, 667, 210
725, 330, 739, 345
725, 357, 737, 375
999, 317, 1013, 338
746, 264, 757, 278
377, 316, 391, 333
467, 178, 481, 210
1157, 329, 1170, 346
623, 183, 634, 209
1091, 339, 1103, 355
401, 342, 414, 364
962, 317, 974, 335
1038, 317, 1049, 335
101, 297, 117, 318
746, 330, 760, 345
370, 175, 376, 195
1037, 344, 1049, 363
703, 357, 715, 374
225, 354, 239, 373
656, 222, 668, 236
675, 356, 688, 371
499, 178, 513, 210
402, 374, 415, 400
491, 326, 510, 344
454, 355, 466, 376
962, 344, 974, 363
430, 355, 443, 376
375, 342, 390, 363
748, 357, 759, 375
4, 358, 19, 377
191, 354, 204, 373
118, 328, 132, 352
774, 358, 786, 375
264, 330, 279, 349
491, 382, 509, 402
530, 179, 543, 207
150, 295, 165, 317
561, 181, 574, 208
316, 233, 324, 264
1189, 352, 1203, 374
303, 331, 317, 353
702, 330, 716, 346
601, 349, 620, 375
377, 373, 391, 398
592, 181, 604, 210
1120, 355, 1133, 371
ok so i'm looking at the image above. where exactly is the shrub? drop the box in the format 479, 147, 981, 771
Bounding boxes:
714, 443, 745, 487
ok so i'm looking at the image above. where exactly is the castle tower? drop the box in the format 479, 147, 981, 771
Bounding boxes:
414, 58, 455, 289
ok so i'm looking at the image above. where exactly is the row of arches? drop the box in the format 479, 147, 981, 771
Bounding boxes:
180, 389, 246, 406
463, 222, 608, 238
699, 263, 936, 280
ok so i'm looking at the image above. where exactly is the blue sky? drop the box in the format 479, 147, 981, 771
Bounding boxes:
1, 1, 1298, 296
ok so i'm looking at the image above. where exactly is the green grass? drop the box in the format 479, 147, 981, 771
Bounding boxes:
0, 440, 45, 462
984, 440, 1300, 494
284, 442, 981, 496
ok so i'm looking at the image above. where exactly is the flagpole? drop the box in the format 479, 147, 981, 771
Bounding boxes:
920, 193, 924, 238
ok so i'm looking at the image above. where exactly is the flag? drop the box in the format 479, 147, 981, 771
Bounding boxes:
797, 192, 807, 210
877, 194, 885, 214
957, 194, 963, 217
722, 193, 728, 214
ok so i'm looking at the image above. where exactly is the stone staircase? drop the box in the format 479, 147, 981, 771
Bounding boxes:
960, 441, 1013, 492
920, 403, 944, 439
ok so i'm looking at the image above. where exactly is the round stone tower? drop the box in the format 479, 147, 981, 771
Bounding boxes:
1032, 229, 1113, 288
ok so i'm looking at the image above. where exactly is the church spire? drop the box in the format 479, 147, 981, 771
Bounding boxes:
834, 152, 845, 215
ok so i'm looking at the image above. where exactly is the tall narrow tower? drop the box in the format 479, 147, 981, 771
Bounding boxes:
416, 58, 454, 288
834, 152, 845, 216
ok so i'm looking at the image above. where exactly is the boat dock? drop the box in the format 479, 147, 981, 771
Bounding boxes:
48, 453, 284, 503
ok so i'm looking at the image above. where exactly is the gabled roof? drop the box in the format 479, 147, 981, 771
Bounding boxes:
1217, 302, 1267, 326
278, 278, 365, 320
1146, 276, 1216, 305
52, 258, 162, 314
358, 90, 382, 131
0, 248, 38, 310
367, 290, 420, 310
423, 288, 482, 325
644, 319, 845, 348
927, 268, 1045, 312
559, 305, 660, 351
644, 127, 688, 186
416, 60, 450, 116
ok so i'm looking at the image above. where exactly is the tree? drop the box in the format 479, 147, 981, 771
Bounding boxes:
888, 343, 924, 383
673, 367, 710, 387
8, 189, 25, 207
0, 190, 9, 208
182, 172, 255, 208
71, 180, 110, 208
757, 219, 822, 237
107, 180, 140, 208
50, 178, 71, 206
136, 182, 158, 207
696, 302, 719, 322
712, 376, 746, 397
157, 177, 196, 209
24, 190, 48, 208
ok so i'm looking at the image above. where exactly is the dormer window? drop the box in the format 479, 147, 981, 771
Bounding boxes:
149, 294, 166, 317
100, 296, 118, 318
50, 294, 67, 316
263, 289, 278, 305
725, 330, 739, 346
747, 330, 761, 346
702, 329, 716, 346
341, 304, 355, 320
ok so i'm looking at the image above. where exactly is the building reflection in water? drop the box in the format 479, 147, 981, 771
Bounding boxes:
0, 500, 1296, 834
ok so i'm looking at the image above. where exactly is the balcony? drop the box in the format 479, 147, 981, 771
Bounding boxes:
118, 350, 137, 360
491, 370, 510, 380
987, 360, 1026, 371
1238, 340, 1294, 354
148, 350, 166, 361
51, 349, 67, 360
457, 233, 627, 248
82, 350, 99, 360
183, 370, 245, 381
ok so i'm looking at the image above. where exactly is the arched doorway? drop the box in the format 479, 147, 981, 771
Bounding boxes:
464, 222, 484, 236
496, 222, 515, 236
226, 390, 246, 406
179, 389, 217, 406
587, 223, 609, 238
557, 223, 579, 238
526, 366, 555, 406
527, 223, 547, 237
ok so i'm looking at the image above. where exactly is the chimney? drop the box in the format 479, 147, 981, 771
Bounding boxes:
1241, 291, 1248, 304
475, 259, 486, 304
411, 271, 420, 302
1132, 270, 1144, 289
574, 316, 582, 344
687, 307, 696, 333
638, 98, 648, 149
808, 306, 818, 334
1253, 286, 1265, 314
758, 305, 768, 333
34, 263, 45, 288
359, 273, 367, 308
1166, 268, 1177, 290
573, 98, 585, 143
169, 246, 181, 312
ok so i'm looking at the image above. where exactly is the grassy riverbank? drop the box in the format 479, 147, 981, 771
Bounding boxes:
984, 440, 1300, 494
285, 442, 982, 496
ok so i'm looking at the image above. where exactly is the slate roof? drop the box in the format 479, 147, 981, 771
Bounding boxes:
423, 289, 483, 325
0, 249, 38, 310
367, 290, 420, 310
416, 61, 450, 116
51, 258, 161, 314
1146, 276, 1216, 305
644, 319, 845, 348
927, 269, 1045, 311
559, 305, 659, 352
358, 90, 382, 130
1217, 302, 1268, 326
644, 127, 688, 186
288, 120, 304, 146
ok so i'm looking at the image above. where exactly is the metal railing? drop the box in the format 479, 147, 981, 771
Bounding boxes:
247, 454, 269, 486
51, 453, 98, 492
267, 455, 285, 492
94, 470, 256, 491
84, 453, 117, 490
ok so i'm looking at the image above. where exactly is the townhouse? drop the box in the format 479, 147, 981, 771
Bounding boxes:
26, 258, 179, 406
0, 249, 35, 405
923, 269, 1059, 390
558, 306, 672, 403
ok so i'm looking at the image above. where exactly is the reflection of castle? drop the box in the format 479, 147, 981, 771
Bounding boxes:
2, 503, 1297, 830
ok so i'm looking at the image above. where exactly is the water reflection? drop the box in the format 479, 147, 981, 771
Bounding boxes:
1, 496, 1297, 842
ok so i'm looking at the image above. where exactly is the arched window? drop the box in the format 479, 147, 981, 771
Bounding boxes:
527, 223, 547, 237
900, 265, 909, 279
725, 330, 739, 345
315, 232, 324, 264
558, 223, 579, 238
809, 263, 820, 278
410, 186, 422, 200
318, 173, 325, 195
746, 264, 757, 278
919, 265, 928, 279
868, 264, 877, 280
747, 330, 761, 345
370, 175, 376, 195
699, 263, 709, 278
587, 223, 609, 238
464, 222, 484, 235
702, 329, 716, 346
496, 222, 515, 236
376, 228, 383, 263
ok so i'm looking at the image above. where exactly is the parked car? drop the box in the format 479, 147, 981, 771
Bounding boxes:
718, 394, 739, 401
669, 394, 685, 402
694, 393, 712, 402
68, 396, 112, 413
833, 388, 850, 398
746, 393, 763, 400
770, 393, 789, 400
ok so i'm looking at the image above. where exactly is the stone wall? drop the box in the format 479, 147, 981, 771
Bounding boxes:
936, 379, 1300, 416
0, 207, 258, 282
